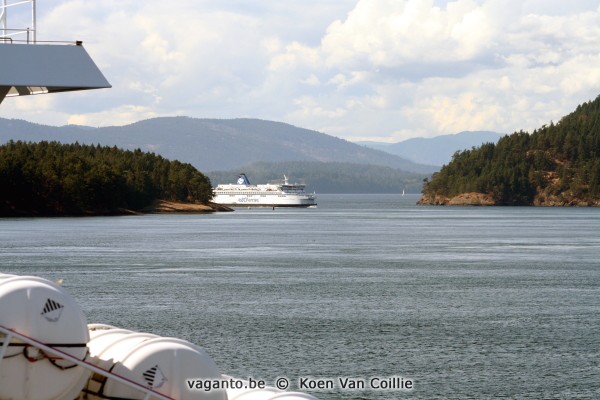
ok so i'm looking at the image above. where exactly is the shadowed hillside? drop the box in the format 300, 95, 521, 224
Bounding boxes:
0, 117, 437, 174
0, 141, 213, 216
209, 161, 426, 194
419, 95, 600, 206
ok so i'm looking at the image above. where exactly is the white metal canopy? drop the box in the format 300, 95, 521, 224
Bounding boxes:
0, 42, 111, 104
0, 0, 111, 104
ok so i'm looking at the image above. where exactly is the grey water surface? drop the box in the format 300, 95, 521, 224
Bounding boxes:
1, 194, 599, 399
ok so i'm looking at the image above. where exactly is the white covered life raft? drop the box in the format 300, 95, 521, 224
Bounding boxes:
0, 274, 90, 400
81, 324, 227, 400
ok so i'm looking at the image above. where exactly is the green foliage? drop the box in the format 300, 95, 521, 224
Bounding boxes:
422, 95, 600, 204
0, 141, 212, 216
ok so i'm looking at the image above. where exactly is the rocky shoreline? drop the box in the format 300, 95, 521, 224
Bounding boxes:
0, 199, 233, 217
417, 192, 496, 206
417, 191, 600, 206
142, 200, 233, 213
532, 193, 600, 207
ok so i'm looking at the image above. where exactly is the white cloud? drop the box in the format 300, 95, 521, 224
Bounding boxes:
2, 0, 600, 142
302, 74, 321, 86
284, 0, 600, 138
67, 105, 160, 127
321, 0, 501, 69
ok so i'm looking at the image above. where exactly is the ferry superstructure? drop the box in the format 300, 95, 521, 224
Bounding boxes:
0, 2, 318, 399
213, 174, 317, 207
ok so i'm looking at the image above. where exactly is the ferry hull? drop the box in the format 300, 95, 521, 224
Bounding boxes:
212, 195, 316, 207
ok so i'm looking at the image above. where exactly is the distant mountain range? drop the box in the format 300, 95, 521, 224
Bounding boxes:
0, 117, 437, 174
0, 117, 508, 193
357, 131, 503, 166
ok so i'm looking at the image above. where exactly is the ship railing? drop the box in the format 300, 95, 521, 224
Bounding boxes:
0, 324, 174, 400
0, 34, 81, 45
0, 27, 35, 43
1, 0, 37, 43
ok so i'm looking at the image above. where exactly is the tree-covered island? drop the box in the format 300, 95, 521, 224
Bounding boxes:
0, 141, 222, 216
419, 95, 600, 206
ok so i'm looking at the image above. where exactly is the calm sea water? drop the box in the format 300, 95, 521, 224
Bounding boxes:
1, 194, 599, 399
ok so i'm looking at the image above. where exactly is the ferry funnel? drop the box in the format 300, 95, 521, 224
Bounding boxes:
237, 174, 251, 185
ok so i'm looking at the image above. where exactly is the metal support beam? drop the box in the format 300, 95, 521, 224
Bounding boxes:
31, 0, 35, 43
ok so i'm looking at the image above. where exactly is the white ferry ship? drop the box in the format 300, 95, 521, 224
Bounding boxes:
213, 174, 317, 207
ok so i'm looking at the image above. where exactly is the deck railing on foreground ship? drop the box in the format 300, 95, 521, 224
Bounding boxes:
0, 36, 86, 45
0, 324, 174, 400
0, 27, 36, 43
1, 0, 37, 43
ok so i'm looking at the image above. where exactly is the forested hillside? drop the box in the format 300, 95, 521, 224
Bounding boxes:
209, 161, 426, 193
420, 95, 600, 206
0, 141, 213, 216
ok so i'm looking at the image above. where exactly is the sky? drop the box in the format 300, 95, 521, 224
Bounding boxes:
2, 0, 600, 142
